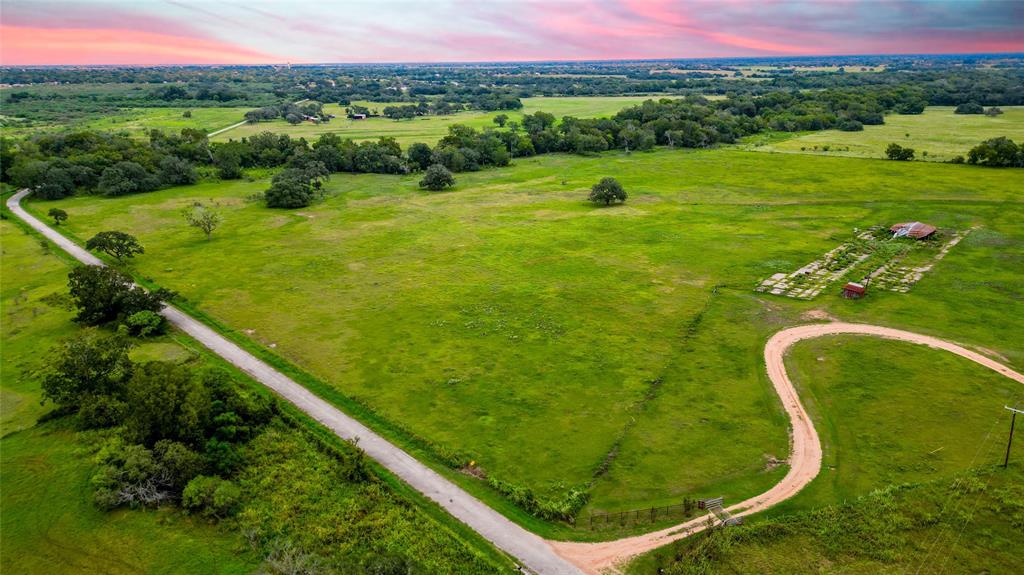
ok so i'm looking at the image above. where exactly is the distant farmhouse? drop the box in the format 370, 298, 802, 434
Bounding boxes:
890, 222, 936, 239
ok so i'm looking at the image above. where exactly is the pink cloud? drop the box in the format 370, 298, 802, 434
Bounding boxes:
0, 25, 277, 65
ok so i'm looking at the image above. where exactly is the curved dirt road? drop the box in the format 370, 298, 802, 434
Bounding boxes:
9, 189, 1024, 574
550, 321, 1024, 574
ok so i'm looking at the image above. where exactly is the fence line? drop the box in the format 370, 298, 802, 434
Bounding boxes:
585, 498, 699, 530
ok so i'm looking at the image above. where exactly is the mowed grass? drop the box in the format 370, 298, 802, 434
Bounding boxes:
0, 220, 258, 575
747, 106, 1024, 162
29, 149, 1024, 522
212, 96, 673, 144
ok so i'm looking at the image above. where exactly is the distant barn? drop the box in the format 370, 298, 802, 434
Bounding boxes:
841, 282, 866, 299
349, 113, 367, 120
890, 222, 936, 239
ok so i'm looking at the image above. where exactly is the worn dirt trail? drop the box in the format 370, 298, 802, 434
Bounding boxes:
550, 321, 1024, 574
10, 189, 1024, 574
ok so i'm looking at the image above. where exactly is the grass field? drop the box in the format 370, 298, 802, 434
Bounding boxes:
746, 106, 1024, 162
781, 337, 1023, 511
29, 147, 1024, 527
0, 218, 509, 572
212, 96, 675, 144
2, 107, 251, 139
0, 220, 259, 575
626, 335, 1024, 573
628, 464, 1024, 575
80, 107, 251, 136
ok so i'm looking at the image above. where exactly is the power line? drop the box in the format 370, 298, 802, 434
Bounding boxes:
911, 413, 1004, 575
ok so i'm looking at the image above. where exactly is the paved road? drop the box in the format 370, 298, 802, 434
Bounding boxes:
551, 321, 1024, 573
206, 120, 248, 138
7, 189, 583, 575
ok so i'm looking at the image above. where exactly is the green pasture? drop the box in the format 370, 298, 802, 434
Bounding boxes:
629, 465, 1024, 575
80, 107, 251, 136
782, 337, 1023, 511
627, 332, 1024, 573
0, 220, 258, 574
747, 106, 1024, 162
0, 218, 508, 572
212, 96, 674, 144
29, 148, 1024, 525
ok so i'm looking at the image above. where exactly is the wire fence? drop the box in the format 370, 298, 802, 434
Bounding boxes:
585, 498, 700, 530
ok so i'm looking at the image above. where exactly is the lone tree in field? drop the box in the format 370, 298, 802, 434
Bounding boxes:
86, 231, 144, 262
48, 208, 68, 226
589, 177, 627, 206
493, 114, 509, 128
182, 204, 223, 240
885, 143, 915, 161
419, 164, 455, 191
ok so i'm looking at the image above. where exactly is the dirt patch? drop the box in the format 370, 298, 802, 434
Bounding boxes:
459, 464, 487, 480
763, 454, 788, 471
973, 345, 1011, 364
801, 309, 838, 322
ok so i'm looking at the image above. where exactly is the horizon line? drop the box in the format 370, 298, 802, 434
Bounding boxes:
3, 51, 1022, 70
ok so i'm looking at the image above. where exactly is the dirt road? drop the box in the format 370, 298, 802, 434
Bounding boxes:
550, 321, 1024, 573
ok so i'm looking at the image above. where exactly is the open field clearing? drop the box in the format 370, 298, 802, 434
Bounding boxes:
781, 336, 1024, 511
746, 106, 1024, 162
626, 336, 1024, 574
0, 218, 510, 573
80, 107, 252, 137
212, 96, 676, 144
0, 220, 259, 575
2, 106, 252, 138
628, 464, 1024, 575
29, 148, 1024, 526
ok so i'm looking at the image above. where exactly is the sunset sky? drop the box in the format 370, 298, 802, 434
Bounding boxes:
2, 0, 1023, 66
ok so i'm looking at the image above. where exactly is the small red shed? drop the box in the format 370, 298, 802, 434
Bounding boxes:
841, 282, 866, 299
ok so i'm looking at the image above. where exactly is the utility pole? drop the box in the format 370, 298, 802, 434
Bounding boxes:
1005, 405, 1023, 468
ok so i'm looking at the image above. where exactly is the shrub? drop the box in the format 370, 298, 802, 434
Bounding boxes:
418, 164, 455, 191
588, 177, 627, 205
838, 119, 863, 131
954, 102, 984, 115
885, 143, 915, 161
182, 475, 241, 518
91, 440, 173, 509
123, 310, 166, 337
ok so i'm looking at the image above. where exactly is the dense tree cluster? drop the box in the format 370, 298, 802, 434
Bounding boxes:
40, 328, 274, 513
3, 129, 208, 198
967, 137, 1023, 167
